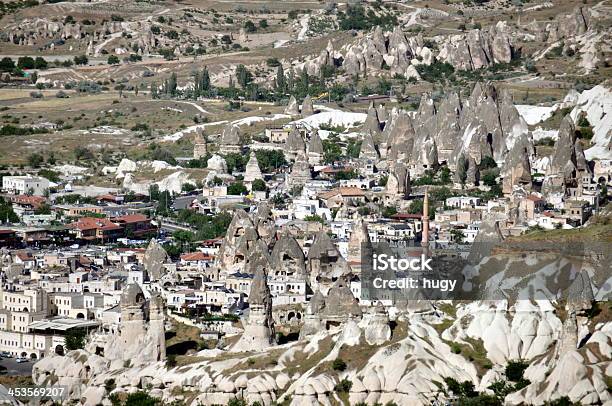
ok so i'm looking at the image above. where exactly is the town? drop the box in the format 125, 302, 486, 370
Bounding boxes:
0, 0, 610, 404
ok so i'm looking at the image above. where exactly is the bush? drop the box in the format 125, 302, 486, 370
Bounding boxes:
334, 378, 352, 392
107, 55, 120, 65
266, 58, 281, 67
228, 181, 248, 196
505, 360, 528, 382
73, 55, 88, 65
125, 391, 161, 406
65, 329, 86, 350
56, 90, 69, 98
332, 358, 347, 371
30, 91, 43, 98
244, 20, 257, 32
251, 179, 267, 192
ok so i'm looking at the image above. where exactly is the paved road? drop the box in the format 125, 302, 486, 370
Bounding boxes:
0, 358, 34, 376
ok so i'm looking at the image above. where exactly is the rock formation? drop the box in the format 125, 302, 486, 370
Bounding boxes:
244, 151, 263, 186
106, 284, 166, 364
347, 218, 372, 268
360, 131, 380, 161
270, 231, 306, 280
301, 95, 314, 117
284, 96, 300, 116
288, 152, 311, 188
307, 129, 324, 165
542, 116, 591, 196
207, 154, 228, 174
307, 231, 350, 290
285, 125, 306, 160
143, 239, 169, 280
216, 210, 258, 276
232, 244, 276, 352
219, 123, 241, 154
363, 103, 382, 135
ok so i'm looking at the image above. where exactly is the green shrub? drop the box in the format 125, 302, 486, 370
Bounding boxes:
332, 358, 347, 371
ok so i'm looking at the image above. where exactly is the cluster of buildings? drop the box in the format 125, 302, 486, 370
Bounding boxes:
0, 83, 609, 363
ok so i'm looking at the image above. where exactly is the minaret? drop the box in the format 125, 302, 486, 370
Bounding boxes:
421, 187, 430, 255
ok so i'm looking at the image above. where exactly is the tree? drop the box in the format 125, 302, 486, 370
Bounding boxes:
255, 150, 286, 172
17, 56, 35, 69
156, 191, 173, 216
332, 358, 347, 371
181, 183, 197, 193
27, 153, 44, 168
167, 72, 178, 96
0, 57, 15, 72
456, 154, 468, 185
35, 203, 52, 215
74, 147, 94, 161
0, 197, 19, 223
244, 20, 257, 33
73, 55, 88, 65
151, 81, 158, 99
251, 179, 267, 192
65, 329, 86, 350
259, 19, 268, 29
228, 182, 248, 195
382, 205, 398, 218
346, 140, 362, 158
450, 229, 465, 244
34, 56, 48, 70
275, 64, 286, 93
125, 391, 161, 406
107, 55, 120, 65
235, 64, 252, 88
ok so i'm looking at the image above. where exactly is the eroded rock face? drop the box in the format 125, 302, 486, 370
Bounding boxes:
288, 152, 311, 188
207, 154, 228, 174
233, 242, 276, 352
285, 96, 300, 116
307, 231, 350, 290
286, 125, 306, 158
219, 123, 241, 153
502, 133, 533, 195
307, 129, 324, 164
301, 95, 314, 117
217, 210, 258, 276
542, 115, 590, 196
363, 103, 382, 135
143, 239, 170, 280
244, 151, 263, 184
270, 231, 306, 279
360, 131, 380, 161
305, 23, 514, 79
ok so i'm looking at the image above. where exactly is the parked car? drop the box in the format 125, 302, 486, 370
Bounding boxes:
0, 352, 11, 358
15, 357, 28, 363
